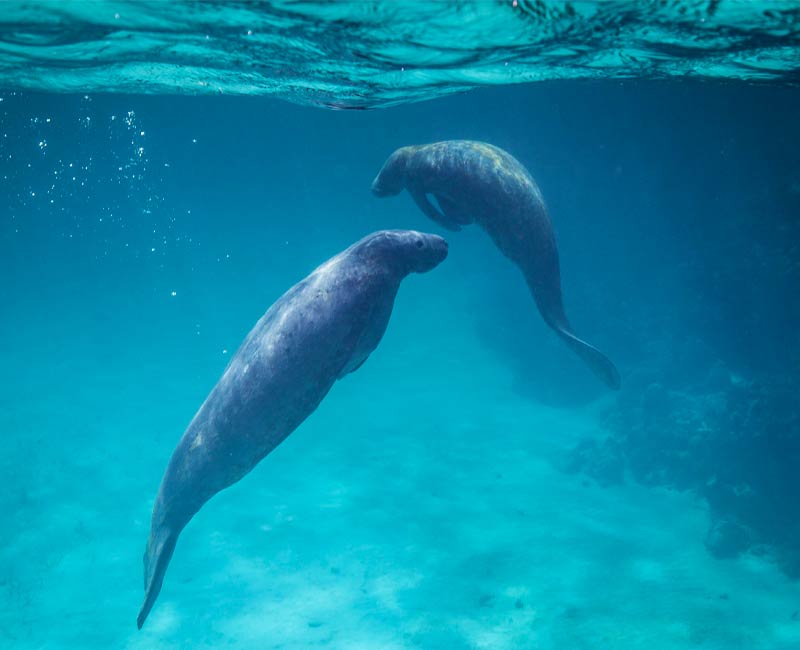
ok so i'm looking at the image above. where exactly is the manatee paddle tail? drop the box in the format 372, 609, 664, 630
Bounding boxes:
137, 525, 180, 629
556, 328, 621, 390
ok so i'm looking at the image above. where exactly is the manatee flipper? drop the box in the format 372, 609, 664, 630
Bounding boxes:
434, 193, 471, 226
409, 187, 462, 232
348, 357, 368, 374
555, 328, 621, 390
137, 526, 180, 629
337, 354, 369, 378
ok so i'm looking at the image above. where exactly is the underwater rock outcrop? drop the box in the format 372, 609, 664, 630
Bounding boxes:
565, 352, 800, 577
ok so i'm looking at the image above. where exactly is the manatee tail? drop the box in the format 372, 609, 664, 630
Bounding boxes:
556, 327, 621, 390
137, 525, 180, 629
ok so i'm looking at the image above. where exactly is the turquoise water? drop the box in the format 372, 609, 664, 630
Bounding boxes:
3, 5, 800, 649
1, 1, 799, 106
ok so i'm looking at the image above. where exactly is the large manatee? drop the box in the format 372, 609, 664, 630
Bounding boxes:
137, 229, 448, 628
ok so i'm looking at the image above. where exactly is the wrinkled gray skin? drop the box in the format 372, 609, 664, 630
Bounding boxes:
137, 230, 448, 629
372, 140, 620, 390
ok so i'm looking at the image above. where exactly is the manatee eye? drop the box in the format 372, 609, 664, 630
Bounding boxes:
415, 239, 424, 249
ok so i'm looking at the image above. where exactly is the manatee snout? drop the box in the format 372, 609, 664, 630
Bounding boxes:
427, 233, 448, 262
371, 149, 408, 197
370, 174, 398, 197
413, 232, 448, 273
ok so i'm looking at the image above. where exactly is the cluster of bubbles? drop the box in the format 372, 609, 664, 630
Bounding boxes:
0, 93, 181, 262
1, 91, 237, 353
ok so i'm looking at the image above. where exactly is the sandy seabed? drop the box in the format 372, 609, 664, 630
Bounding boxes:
1, 295, 798, 650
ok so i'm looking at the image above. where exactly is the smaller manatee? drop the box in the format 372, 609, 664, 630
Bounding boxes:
372, 140, 620, 390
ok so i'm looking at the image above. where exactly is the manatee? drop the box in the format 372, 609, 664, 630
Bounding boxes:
371, 140, 620, 389
137, 230, 448, 628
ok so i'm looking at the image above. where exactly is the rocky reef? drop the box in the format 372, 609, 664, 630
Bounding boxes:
564, 347, 800, 577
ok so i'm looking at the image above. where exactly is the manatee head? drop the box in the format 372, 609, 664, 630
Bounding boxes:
356, 229, 448, 275
371, 146, 415, 197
